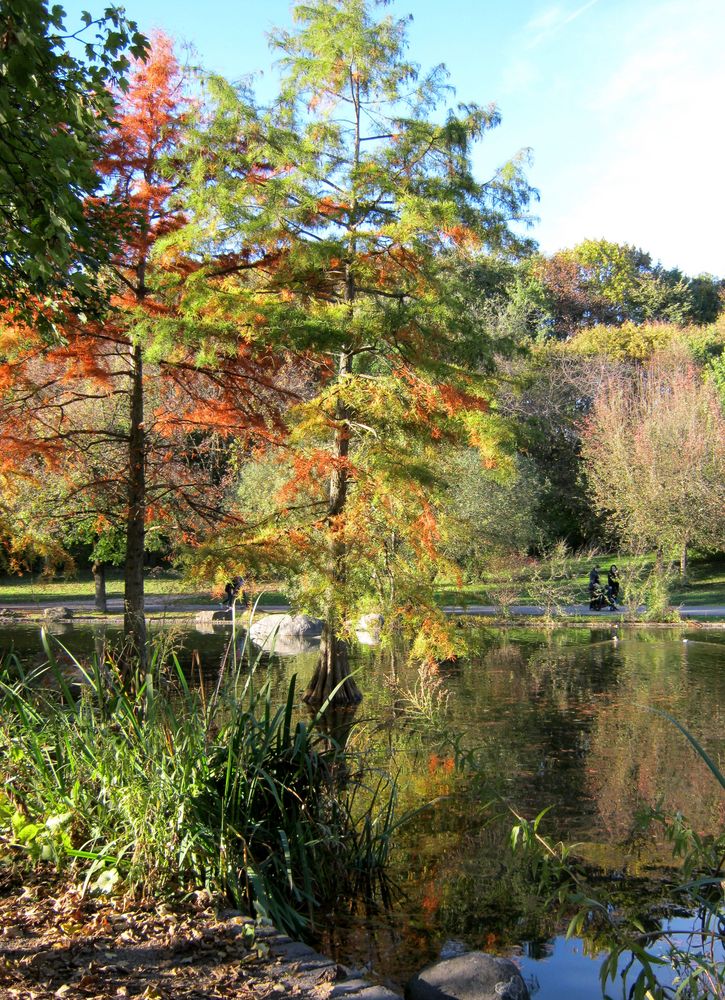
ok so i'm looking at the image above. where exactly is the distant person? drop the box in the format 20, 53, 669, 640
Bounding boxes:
222, 575, 247, 608
588, 566, 601, 610
607, 564, 620, 603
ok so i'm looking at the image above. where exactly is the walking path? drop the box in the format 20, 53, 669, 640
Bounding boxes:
2, 595, 725, 619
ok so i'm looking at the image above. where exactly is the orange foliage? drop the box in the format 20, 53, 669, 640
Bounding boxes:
276, 451, 356, 504
441, 224, 480, 249
411, 501, 440, 560
428, 754, 454, 775
437, 381, 489, 415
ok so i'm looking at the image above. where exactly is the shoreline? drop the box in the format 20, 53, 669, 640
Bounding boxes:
1, 598, 724, 628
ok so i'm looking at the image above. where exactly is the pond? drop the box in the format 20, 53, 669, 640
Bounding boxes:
2, 618, 724, 998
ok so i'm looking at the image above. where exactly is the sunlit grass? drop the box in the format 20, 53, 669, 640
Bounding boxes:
0, 571, 287, 608
2, 555, 723, 614
435, 554, 725, 609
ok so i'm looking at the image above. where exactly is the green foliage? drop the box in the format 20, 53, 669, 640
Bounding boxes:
524, 540, 578, 620
566, 321, 682, 361
616, 557, 679, 622
438, 448, 540, 576
178, 0, 537, 670
0, 634, 404, 934
688, 274, 725, 325
527, 239, 710, 340
0, 1, 148, 333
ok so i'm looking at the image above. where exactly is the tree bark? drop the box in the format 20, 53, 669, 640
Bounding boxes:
304, 348, 362, 706
680, 543, 688, 579
123, 340, 147, 670
92, 560, 107, 613
305, 78, 364, 708
303, 622, 362, 706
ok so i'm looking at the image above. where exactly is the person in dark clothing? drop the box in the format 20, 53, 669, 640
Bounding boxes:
222, 575, 247, 608
588, 566, 601, 610
607, 564, 620, 604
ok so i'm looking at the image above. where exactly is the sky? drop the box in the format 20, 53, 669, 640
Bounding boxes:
64, 0, 725, 277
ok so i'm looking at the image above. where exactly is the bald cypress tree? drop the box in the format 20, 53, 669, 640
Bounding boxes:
186, 0, 535, 703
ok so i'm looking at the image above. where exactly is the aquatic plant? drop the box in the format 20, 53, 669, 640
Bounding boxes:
0, 629, 403, 937
507, 714, 725, 1000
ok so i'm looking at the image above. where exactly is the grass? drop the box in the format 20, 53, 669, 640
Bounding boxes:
668, 559, 725, 606
0, 633, 402, 936
0, 570, 287, 609
2, 554, 723, 616
434, 553, 725, 610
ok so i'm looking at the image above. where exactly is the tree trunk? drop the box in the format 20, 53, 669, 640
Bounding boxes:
92, 560, 107, 613
124, 341, 147, 670
303, 621, 362, 706
304, 349, 364, 705
680, 543, 688, 579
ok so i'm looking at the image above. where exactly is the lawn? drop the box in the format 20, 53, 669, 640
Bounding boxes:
2, 555, 723, 612
0, 571, 287, 609
435, 553, 725, 609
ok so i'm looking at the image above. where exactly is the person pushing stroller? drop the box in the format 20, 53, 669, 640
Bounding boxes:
589, 565, 617, 610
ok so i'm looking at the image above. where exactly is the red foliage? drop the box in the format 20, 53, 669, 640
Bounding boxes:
0, 35, 291, 560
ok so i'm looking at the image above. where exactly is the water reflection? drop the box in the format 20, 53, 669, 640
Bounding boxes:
1, 621, 723, 997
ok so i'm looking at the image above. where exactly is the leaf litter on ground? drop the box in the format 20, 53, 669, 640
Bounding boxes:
0, 870, 340, 999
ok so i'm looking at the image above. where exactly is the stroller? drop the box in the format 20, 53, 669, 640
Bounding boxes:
590, 583, 618, 611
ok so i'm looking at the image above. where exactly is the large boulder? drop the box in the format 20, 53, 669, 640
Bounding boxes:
43, 607, 74, 621
355, 612, 384, 646
195, 609, 233, 624
249, 613, 323, 655
406, 953, 529, 1000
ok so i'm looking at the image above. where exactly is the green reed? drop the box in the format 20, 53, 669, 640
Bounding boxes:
0, 627, 403, 937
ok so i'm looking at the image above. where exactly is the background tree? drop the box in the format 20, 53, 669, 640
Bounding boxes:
529, 239, 699, 340
438, 448, 541, 575
580, 352, 725, 577
181, 0, 535, 703
0, 35, 289, 660
0, 0, 147, 334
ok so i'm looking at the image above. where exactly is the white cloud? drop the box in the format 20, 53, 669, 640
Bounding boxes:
533, 0, 725, 274
523, 0, 600, 49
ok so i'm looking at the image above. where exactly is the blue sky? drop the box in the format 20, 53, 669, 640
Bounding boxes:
65, 0, 725, 277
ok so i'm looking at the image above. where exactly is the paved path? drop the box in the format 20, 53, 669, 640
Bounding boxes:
2, 595, 724, 619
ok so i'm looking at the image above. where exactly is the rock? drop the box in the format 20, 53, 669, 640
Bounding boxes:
43, 607, 74, 621
249, 634, 321, 657
439, 940, 467, 960
355, 612, 384, 646
248, 614, 323, 658
355, 612, 383, 646
357, 612, 384, 631
249, 613, 323, 643
405, 952, 529, 1000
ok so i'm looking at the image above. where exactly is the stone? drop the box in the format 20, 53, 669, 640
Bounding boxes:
195, 609, 233, 625
250, 613, 324, 641
355, 612, 384, 646
330, 981, 376, 997
248, 614, 324, 655
405, 953, 529, 1000
43, 606, 74, 621
439, 940, 467, 960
